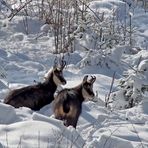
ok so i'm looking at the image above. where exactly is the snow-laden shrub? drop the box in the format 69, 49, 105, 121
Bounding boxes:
4, 0, 133, 53
0, 0, 12, 18
110, 59, 148, 109
77, 46, 123, 70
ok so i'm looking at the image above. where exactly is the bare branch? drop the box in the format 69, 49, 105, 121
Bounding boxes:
105, 72, 116, 107
9, 0, 33, 21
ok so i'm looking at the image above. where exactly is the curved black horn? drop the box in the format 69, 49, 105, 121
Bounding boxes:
61, 60, 66, 69
53, 57, 58, 68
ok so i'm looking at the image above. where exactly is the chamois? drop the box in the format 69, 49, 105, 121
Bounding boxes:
4, 61, 67, 111
53, 75, 96, 128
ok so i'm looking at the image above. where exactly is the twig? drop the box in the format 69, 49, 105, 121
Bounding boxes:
128, 120, 145, 148
78, 0, 102, 22
38, 131, 40, 148
79, 44, 90, 51
102, 120, 146, 148
0, 66, 7, 79
9, 0, 33, 21
17, 135, 23, 148
136, 55, 142, 72
6, 131, 8, 148
1, 0, 13, 11
63, 36, 75, 52
52, 128, 66, 147
103, 127, 120, 148
121, 60, 137, 72
35, 32, 47, 40
70, 132, 81, 148
121, 55, 142, 74
105, 72, 116, 107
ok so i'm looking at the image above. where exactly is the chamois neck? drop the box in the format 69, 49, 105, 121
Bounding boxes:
73, 84, 82, 91
72, 84, 85, 102
43, 71, 57, 90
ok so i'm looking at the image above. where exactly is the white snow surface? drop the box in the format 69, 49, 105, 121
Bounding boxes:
0, 0, 148, 148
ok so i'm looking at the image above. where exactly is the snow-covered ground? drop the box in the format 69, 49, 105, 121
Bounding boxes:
0, 0, 148, 147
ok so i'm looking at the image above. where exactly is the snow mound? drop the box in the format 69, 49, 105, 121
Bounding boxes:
0, 120, 85, 148
94, 134, 134, 148
9, 33, 25, 42
89, 0, 128, 21
0, 103, 18, 124
138, 59, 148, 76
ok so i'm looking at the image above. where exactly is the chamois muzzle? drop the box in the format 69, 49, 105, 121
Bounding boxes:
82, 75, 96, 101
53, 67, 66, 86
53, 58, 67, 86
59, 76, 67, 85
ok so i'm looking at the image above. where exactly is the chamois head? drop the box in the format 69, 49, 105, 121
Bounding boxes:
82, 75, 96, 101
52, 59, 67, 86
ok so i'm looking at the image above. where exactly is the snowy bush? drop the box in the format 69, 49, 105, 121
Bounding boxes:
0, 0, 12, 18
110, 59, 148, 109
2, 0, 136, 54
77, 46, 123, 70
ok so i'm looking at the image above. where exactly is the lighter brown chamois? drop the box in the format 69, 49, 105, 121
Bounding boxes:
53, 75, 96, 128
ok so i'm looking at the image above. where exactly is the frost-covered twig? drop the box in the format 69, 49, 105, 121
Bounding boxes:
9, 0, 33, 21
78, 0, 102, 22
121, 60, 137, 72
6, 131, 9, 148
0, 0, 13, 11
35, 32, 47, 40
17, 135, 23, 148
0, 65, 7, 79
38, 131, 40, 148
136, 55, 142, 71
103, 126, 120, 148
52, 128, 65, 146
127, 119, 145, 148
0, 65, 10, 89
105, 72, 116, 107
70, 132, 81, 148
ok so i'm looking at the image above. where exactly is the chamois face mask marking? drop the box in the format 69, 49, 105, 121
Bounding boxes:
82, 84, 94, 101
53, 68, 66, 85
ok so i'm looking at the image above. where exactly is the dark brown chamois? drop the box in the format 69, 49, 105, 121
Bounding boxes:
4, 61, 67, 111
53, 75, 96, 128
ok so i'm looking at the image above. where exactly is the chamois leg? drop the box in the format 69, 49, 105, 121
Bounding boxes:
64, 116, 78, 128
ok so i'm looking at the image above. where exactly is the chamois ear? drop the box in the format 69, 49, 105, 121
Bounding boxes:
89, 76, 96, 84
83, 75, 88, 83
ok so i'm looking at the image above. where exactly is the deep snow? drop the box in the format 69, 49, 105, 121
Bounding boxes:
0, 0, 148, 148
